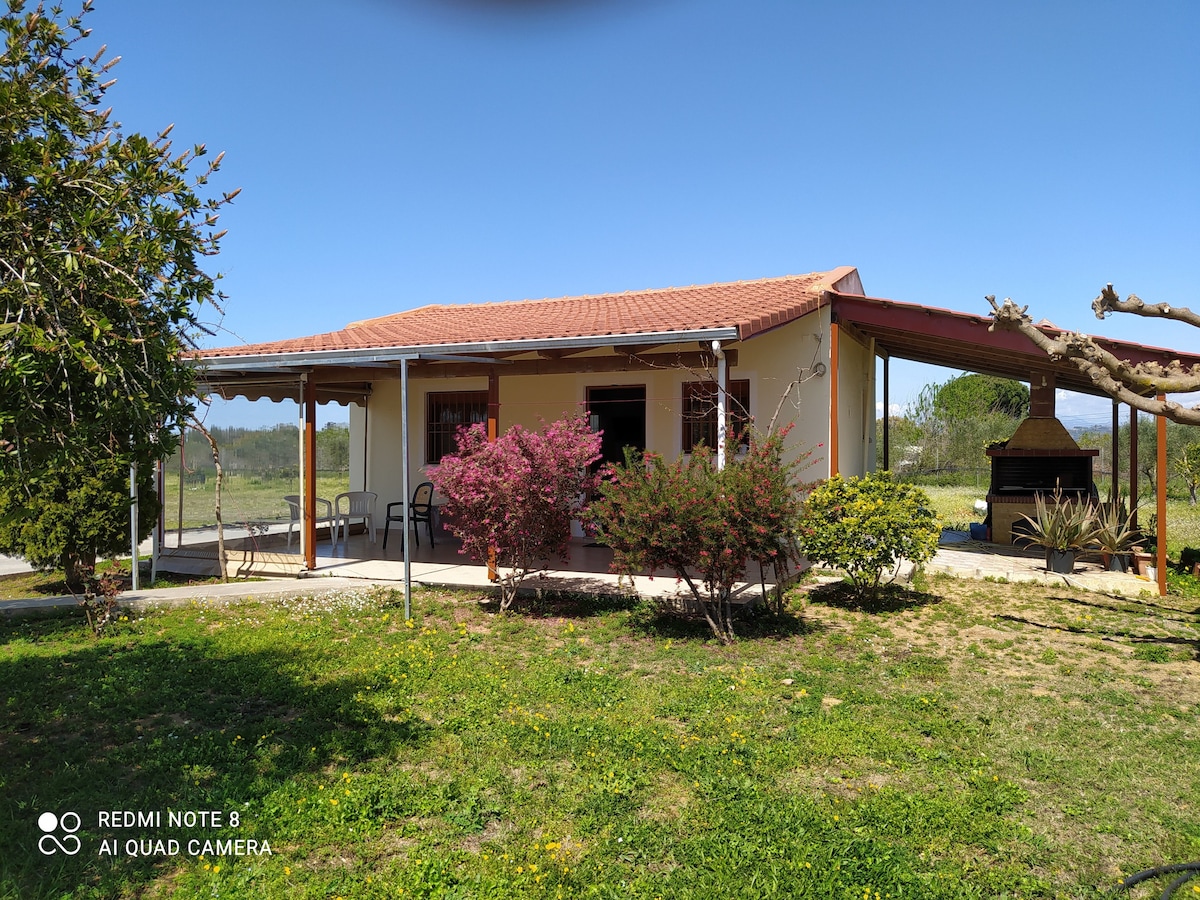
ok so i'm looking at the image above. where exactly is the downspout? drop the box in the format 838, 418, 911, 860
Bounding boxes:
713, 340, 727, 470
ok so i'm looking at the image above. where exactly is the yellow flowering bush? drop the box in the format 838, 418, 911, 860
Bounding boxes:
799, 472, 940, 599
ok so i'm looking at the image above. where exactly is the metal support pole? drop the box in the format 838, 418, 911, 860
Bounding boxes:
151, 459, 161, 585
303, 374, 318, 571
401, 359, 412, 620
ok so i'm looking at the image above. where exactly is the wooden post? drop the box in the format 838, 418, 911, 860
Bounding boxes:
1130, 407, 1139, 531
882, 353, 890, 471
487, 369, 499, 582
304, 374, 318, 571
1110, 399, 1120, 508
1156, 395, 1167, 597
829, 319, 840, 477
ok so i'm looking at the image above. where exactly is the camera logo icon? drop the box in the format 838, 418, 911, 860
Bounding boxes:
38, 812, 81, 856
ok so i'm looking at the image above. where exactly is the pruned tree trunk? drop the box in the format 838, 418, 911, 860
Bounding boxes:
62, 549, 96, 592
987, 288, 1200, 425
190, 419, 228, 582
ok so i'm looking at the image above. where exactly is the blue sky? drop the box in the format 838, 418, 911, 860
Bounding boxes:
85, 0, 1199, 429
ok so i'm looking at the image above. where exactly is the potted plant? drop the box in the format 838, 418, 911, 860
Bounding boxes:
1092, 498, 1140, 572
1015, 488, 1099, 574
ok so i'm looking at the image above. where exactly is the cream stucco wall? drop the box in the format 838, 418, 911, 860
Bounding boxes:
346, 316, 873, 507
836, 328, 875, 477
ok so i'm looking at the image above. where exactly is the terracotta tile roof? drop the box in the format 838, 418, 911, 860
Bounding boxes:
201, 269, 850, 359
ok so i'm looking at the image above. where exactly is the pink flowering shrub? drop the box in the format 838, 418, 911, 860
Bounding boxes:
589, 428, 810, 643
432, 415, 603, 610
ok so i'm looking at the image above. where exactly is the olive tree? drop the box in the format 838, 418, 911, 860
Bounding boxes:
0, 1, 235, 583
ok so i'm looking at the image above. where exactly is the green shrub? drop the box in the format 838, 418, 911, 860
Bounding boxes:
590, 430, 809, 643
800, 472, 940, 600
0, 455, 160, 590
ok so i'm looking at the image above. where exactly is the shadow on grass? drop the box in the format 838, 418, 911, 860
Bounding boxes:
438, 587, 643, 620
0, 569, 73, 597
995, 612, 1200, 660
624, 599, 822, 643
1057, 593, 1200, 625
0, 609, 429, 899
804, 581, 942, 614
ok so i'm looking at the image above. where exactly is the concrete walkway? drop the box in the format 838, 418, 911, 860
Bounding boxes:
922, 531, 1154, 595
0, 530, 1158, 618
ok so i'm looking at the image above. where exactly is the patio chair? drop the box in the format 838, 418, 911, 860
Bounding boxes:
283, 494, 336, 549
334, 491, 378, 546
383, 481, 436, 551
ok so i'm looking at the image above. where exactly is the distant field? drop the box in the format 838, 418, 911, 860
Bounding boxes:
161, 471, 349, 530
919, 484, 1200, 558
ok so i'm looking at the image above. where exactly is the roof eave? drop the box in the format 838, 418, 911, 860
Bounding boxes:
193, 326, 742, 374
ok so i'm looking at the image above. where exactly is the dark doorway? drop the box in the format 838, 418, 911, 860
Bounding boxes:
587, 386, 646, 467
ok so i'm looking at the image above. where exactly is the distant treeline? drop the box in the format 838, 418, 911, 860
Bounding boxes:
168, 423, 350, 476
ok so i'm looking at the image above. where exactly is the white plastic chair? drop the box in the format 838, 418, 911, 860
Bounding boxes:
334, 491, 378, 546
284, 494, 336, 549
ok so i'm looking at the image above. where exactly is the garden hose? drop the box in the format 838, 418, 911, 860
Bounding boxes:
1113, 861, 1200, 898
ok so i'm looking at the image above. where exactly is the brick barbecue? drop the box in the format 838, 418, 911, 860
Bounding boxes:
986, 417, 1098, 544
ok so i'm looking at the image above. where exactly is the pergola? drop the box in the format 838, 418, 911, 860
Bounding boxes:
828, 290, 1200, 595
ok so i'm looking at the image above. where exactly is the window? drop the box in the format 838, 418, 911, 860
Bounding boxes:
426, 391, 488, 464
682, 380, 750, 454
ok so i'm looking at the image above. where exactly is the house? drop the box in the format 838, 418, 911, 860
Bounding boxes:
197, 266, 1200, 590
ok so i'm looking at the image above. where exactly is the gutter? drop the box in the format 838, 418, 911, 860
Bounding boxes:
192, 327, 742, 374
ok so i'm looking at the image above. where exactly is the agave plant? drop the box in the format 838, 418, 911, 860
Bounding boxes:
1092, 498, 1141, 554
1015, 488, 1099, 552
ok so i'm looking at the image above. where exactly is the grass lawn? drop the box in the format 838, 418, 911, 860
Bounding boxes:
161, 472, 349, 530
1, 579, 1197, 899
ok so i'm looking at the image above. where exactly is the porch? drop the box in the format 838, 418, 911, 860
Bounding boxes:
154, 521, 1154, 602
155, 523, 793, 604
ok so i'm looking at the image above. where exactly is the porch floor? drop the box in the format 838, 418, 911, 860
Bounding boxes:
157, 524, 788, 604
155, 524, 1155, 600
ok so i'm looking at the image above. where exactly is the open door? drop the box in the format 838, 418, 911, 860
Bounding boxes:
587, 386, 646, 467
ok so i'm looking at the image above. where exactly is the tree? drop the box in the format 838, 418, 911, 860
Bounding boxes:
894, 373, 1027, 479
0, 1, 234, 581
933, 373, 1028, 420
987, 286, 1200, 425
590, 429, 809, 644
0, 455, 159, 587
1174, 442, 1200, 506
432, 416, 602, 610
